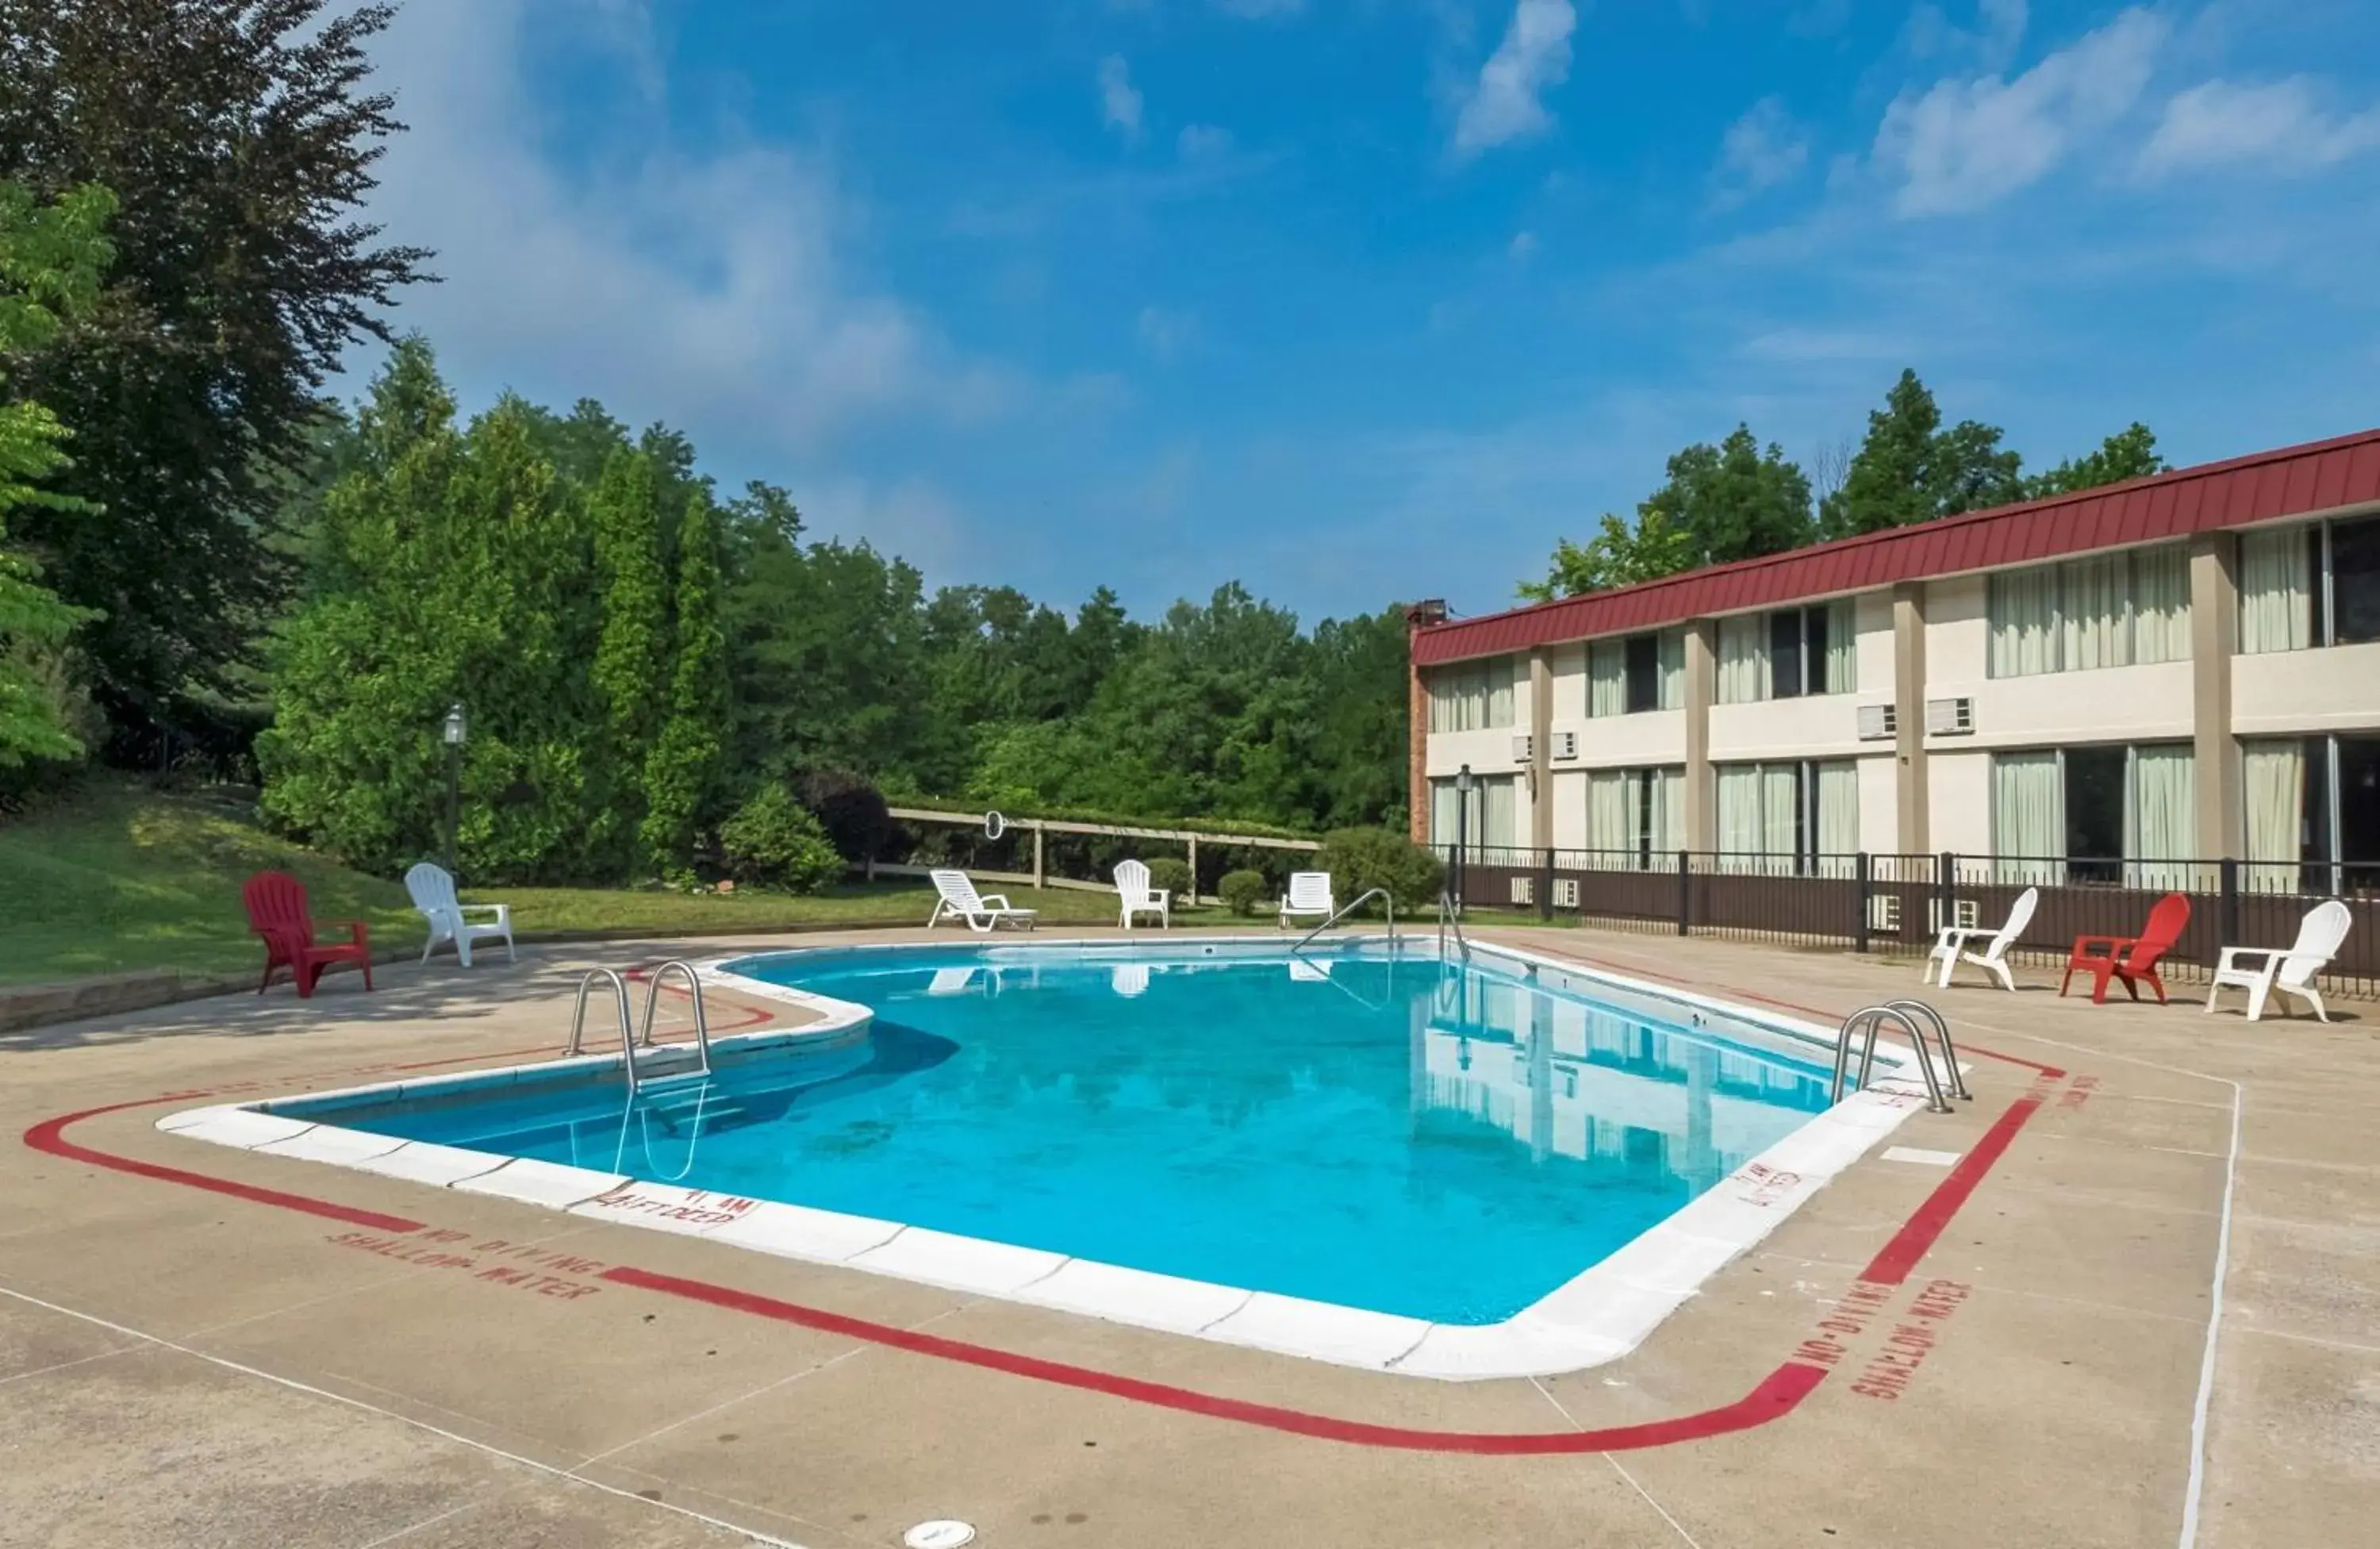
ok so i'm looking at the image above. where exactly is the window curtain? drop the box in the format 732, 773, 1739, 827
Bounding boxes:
1987, 568, 2060, 678
2130, 544, 2191, 665
2239, 529, 2312, 655
1587, 770, 1630, 866
1486, 662, 1516, 728
1823, 600, 1856, 694
1992, 752, 2062, 883
1657, 628, 1686, 709
2242, 740, 2305, 894
1587, 640, 1626, 718
1816, 759, 1860, 879
1760, 763, 1799, 875
1716, 766, 1761, 872
2125, 744, 2195, 891
2059, 554, 2129, 672
1717, 617, 1766, 704
1650, 767, 1686, 862
1480, 776, 1518, 851
1430, 780, 1461, 847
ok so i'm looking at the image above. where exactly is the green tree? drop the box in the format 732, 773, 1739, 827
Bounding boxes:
1819, 369, 2024, 539
2025, 423, 2165, 499
1522, 425, 1810, 601
0, 0, 432, 733
588, 446, 668, 870
0, 182, 111, 768
641, 491, 728, 878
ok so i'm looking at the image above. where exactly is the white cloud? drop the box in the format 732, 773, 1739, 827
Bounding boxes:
1508, 230, 1539, 261
1451, 0, 1576, 159
359, 0, 1007, 446
1712, 97, 1810, 209
797, 475, 977, 584
1098, 55, 1143, 141
1874, 7, 2165, 215
1177, 122, 1235, 160
1136, 305, 1197, 362
2139, 78, 2380, 177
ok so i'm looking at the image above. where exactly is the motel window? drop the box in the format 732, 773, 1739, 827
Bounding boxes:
1985, 544, 2191, 677
1427, 659, 1518, 732
1715, 601, 1856, 705
1713, 759, 1859, 876
1587, 629, 1684, 717
1989, 744, 2194, 889
2239, 513, 2380, 654
1430, 774, 1520, 854
2243, 735, 2380, 894
1584, 766, 1685, 869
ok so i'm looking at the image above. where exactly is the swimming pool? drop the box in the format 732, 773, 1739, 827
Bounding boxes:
165, 939, 1931, 1377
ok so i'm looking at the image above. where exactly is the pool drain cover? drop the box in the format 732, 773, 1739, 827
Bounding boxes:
904, 1521, 976, 1549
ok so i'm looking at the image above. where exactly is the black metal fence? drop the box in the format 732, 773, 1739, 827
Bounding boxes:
1435, 844, 2380, 999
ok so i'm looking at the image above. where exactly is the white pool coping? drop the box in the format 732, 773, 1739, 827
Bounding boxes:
160, 935, 1941, 1381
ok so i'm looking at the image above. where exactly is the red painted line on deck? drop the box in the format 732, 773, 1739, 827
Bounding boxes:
1859, 1080, 2056, 1286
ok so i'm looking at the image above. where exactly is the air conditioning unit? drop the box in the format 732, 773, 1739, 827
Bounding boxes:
1867, 893, 1900, 932
1511, 733, 1534, 763
1856, 703, 1898, 741
1551, 730, 1580, 760
1509, 876, 1534, 905
1553, 877, 1580, 908
1925, 697, 1975, 736
1927, 897, 1980, 932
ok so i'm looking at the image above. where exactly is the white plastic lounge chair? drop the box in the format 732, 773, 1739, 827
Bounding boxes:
926, 966, 980, 996
1925, 886, 2037, 990
1280, 871, 1334, 929
2205, 899, 2352, 1023
404, 861, 515, 967
926, 869, 1038, 934
1114, 859, 1170, 930
1110, 963, 1151, 997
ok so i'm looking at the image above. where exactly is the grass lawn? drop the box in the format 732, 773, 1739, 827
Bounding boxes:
0, 780, 1298, 986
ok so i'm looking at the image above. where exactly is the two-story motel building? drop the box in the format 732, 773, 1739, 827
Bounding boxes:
1407, 428, 2380, 889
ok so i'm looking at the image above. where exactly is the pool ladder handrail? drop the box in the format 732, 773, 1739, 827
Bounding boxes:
566, 961, 715, 1097
1829, 1000, 1964, 1114
1436, 888, 1472, 963
1289, 887, 1395, 958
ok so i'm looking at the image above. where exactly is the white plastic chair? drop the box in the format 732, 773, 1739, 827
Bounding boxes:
2205, 899, 2352, 1023
1279, 871, 1334, 929
404, 862, 515, 968
926, 869, 1038, 933
926, 966, 980, 996
1925, 886, 2037, 991
1109, 963, 1151, 997
1114, 859, 1170, 930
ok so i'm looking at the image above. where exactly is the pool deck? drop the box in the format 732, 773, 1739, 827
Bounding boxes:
2, 925, 2374, 1548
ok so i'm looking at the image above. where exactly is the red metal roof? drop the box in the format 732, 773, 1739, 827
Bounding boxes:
1412, 425, 2380, 667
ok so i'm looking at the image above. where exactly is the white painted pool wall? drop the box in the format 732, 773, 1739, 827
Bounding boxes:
160, 936, 1930, 1382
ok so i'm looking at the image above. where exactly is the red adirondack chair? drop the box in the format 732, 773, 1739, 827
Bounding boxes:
2059, 892, 2190, 1005
244, 871, 374, 999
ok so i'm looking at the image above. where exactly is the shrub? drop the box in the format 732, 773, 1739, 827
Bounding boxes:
718, 785, 843, 892
1315, 826, 1445, 914
1218, 867, 1269, 916
1142, 855, 1194, 903
797, 768, 896, 863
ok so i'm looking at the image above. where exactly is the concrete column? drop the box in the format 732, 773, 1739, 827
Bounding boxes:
2191, 535, 2242, 863
1893, 582, 1929, 855
1529, 648, 1554, 850
1405, 601, 1447, 844
1683, 620, 1716, 850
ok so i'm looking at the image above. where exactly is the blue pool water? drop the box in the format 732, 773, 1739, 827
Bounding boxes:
309, 948, 1833, 1324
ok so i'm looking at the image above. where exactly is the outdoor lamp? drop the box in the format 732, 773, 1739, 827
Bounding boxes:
443, 702, 468, 746
1455, 763, 1474, 795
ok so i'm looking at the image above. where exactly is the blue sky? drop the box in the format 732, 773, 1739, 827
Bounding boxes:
359, 1, 2380, 625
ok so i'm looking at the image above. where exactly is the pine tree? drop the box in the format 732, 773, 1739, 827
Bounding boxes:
588, 447, 667, 872
641, 492, 728, 879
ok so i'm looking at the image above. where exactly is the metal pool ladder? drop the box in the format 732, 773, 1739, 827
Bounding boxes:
1829, 998, 1967, 1115
566, 961, 715, 1097
1289, 887, 1395, 958
1436, 888, 1472, 963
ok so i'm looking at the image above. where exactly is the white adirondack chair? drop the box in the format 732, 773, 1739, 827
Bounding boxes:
1280, 871, 1334, 929
926, 869, 1038, 933
1925, 886, 2037, 991
1114, 859, 1170, 930
405, 862, 515, 968
2205, 899, 2352, 1023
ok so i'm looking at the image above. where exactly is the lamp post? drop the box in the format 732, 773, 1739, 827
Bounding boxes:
1453, 763, 1474, 914
441, 702, 467, 877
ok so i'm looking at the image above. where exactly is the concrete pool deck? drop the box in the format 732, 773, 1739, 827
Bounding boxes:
2, 925, 2374, 1547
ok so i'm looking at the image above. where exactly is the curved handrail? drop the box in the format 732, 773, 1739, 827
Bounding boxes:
639, 960, 713, 1064
1437, 889, 1471, 963
1830, 1005, 1952, 1113
1884, 997, 1969, 1101
1289, 887, 1396, 958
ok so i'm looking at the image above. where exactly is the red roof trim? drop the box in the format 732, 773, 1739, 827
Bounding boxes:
1414, 425, 2380, 667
